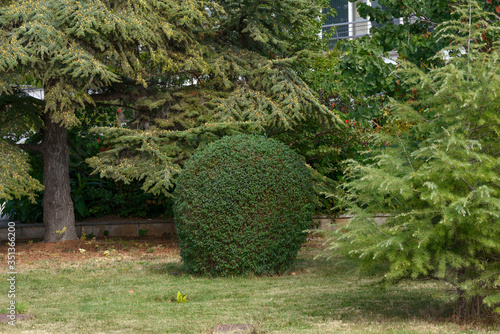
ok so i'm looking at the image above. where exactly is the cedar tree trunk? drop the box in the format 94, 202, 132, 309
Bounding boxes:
41, 113, 77, 242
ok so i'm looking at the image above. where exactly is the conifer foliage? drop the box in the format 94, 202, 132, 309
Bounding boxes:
328, 1, 500, 319
0, 0, 214, 241
87, 0, 341, 196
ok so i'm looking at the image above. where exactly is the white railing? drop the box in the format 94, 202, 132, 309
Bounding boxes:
323, 16, 408, 42
323, 19, 371, 41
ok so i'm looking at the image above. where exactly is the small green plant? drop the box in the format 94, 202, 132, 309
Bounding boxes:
139, 229, 148, 237
176, 291, 188, 303
16, 302, 29, 314
103, 230, 109, 236
147, 247, 155, 253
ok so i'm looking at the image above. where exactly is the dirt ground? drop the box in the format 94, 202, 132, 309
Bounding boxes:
0, 234, 180, 266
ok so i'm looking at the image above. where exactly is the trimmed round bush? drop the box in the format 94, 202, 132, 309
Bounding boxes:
173, 134, 314, 276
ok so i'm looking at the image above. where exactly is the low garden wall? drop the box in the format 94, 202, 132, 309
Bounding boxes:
0, 218, 175, 241
0, 215, 391, 241
314, 214, 391, 231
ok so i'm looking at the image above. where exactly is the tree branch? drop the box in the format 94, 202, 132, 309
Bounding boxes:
18, 143, 44, 152
396, 132, 415, 173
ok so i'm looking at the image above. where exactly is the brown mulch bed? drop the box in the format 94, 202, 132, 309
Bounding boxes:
0, 234, 180, 265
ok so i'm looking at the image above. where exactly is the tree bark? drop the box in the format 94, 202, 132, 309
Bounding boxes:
41, 113, 77, 242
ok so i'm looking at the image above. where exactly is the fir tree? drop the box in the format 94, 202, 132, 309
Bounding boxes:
327, 1, 500, 319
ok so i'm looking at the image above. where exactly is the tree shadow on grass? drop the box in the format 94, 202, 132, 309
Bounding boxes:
301, 282, 454, 322
146, 261, 185, 276
292, 248, 455, 322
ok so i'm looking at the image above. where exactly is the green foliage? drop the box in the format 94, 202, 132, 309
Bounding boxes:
87, 0, 342, 199
0, 0, 343, 236
354, 0, 454, 61
0, 0, 216, 212
0, 0, 213, 125
0, 91, 43, 143
1, 193, 43, 223
332, 0, 459, 122
326, 1, 500, 317
2, 108, 173, 223
87, 121, 261, 196
174, 134, 314, 276
0, 140, 44, 203
292, 49, 376, 211
0, 301, 30, 315
3, 172, 174, 223
0, 92, 44, 202
335, 0, 500, 123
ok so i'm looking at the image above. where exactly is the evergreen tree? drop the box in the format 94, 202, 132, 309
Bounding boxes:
87, 0, 342, 199
0, 0, 213, 241
327, 1, 500, 319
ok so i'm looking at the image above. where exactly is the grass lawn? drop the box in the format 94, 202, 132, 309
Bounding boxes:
0, 236, 498, 333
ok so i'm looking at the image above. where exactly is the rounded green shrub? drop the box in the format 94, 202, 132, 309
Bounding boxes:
173, 134, 314, 276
